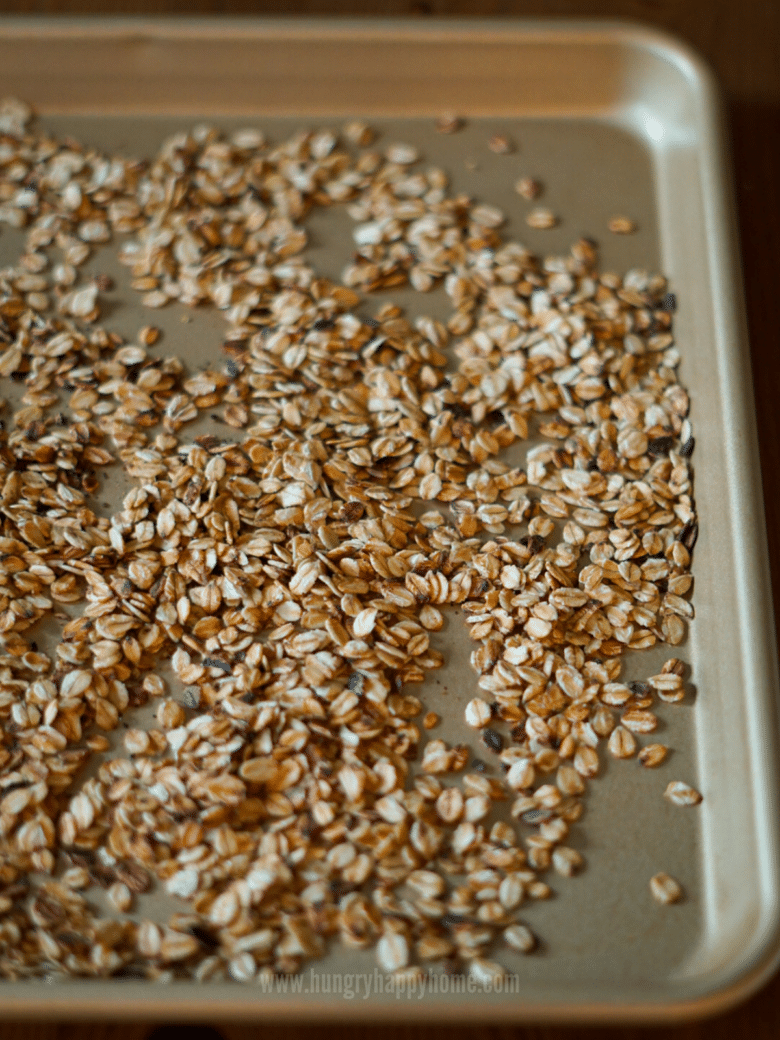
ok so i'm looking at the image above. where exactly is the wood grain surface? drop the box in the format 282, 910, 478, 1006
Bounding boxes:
1, 1, 779, 1038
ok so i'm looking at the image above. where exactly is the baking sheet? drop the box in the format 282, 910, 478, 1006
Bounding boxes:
0, 18, 777, 1024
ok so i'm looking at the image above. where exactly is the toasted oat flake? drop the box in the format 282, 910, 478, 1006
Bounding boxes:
503, 923, 536, 953
377, 932, 409, 973
526, 207, 557, 229
664, 781, 703, 806
608, 726, 637, 759
488, 134, 514, 154
385, 142, 419, 165
465, 698, 492, 729
514, 176, 541, 200
470, 957, 506, 986
436, 786, 465, 823
639, 744, 668, 768
343, 120, 374, 146
107, 881, 133, 914
650, 872, 683, 904
436, 113, 463, 134
609, 216, 637, 234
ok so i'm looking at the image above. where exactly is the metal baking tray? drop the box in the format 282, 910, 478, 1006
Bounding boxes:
0, 17, 778, 1025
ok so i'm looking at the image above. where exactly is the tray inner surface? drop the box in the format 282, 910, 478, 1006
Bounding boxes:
0, 109, 706, 992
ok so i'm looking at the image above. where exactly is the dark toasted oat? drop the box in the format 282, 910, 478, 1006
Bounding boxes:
648, 436, 675, 457
482, 729, 504, 753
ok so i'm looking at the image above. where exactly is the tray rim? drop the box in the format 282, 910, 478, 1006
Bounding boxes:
0, 14, 778, 1025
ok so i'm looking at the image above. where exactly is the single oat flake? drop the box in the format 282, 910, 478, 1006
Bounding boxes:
436, 113, 463, 134
514, 176, 542, 200
488, 134, 514, 154
665, 781, 703, 806
526, 207, 558, 229
650, 873, 683, 904
609, 215, 637, 234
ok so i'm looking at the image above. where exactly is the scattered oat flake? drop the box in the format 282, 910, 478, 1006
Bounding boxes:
377, 932, 409, 973
470, 958, 506, 986
526, 207, 557, 229
166, 868, 200, 899
436, 113, 463, 134
465, 699, 492, 729
650, 872, 683, 904
639, 744, 668, 768
343, 120, 374, 146
385, 142, 418, 165
488, 134, 514, 154
664, 781, 703, 806
503, 923, 536, 953
609, 216, 637, 234
514, 176, 541, 200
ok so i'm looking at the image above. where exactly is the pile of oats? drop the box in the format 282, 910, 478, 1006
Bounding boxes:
0, 97, 697, 987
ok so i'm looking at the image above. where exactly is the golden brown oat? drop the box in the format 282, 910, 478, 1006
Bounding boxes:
664, 781, 703, 807
650, 872, 683, 904
488, 134, 514, 154
526, 207, 558, 229
639, 744, 668, 768
436, 114, 464, 134
608, 216, 637, 234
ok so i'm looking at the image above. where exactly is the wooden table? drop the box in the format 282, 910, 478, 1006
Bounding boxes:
1, 0, 779, 1037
